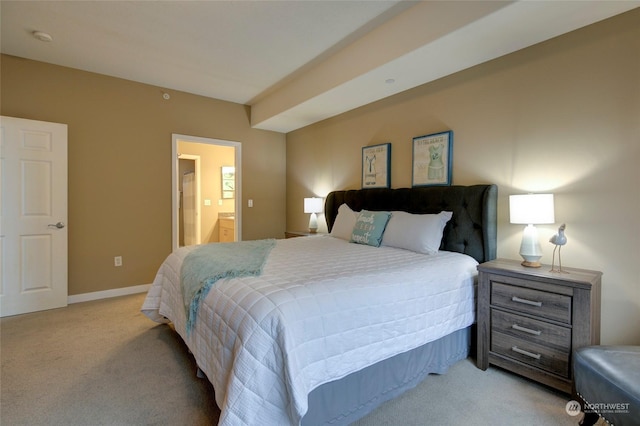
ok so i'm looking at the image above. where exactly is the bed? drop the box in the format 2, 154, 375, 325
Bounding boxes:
142, 184, 497, 425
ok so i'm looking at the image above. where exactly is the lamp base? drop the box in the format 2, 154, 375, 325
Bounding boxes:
308, 213, 318, 234
519, 224, 543, 268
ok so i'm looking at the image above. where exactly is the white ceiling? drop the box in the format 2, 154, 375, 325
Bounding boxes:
2, 1, 638, 133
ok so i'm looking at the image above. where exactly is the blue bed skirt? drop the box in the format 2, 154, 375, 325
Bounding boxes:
302, 326, 471, 425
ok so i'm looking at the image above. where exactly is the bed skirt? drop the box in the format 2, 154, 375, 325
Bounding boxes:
302, 326, 471, 425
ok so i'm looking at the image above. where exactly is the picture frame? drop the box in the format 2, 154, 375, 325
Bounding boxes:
221, 166, 235, 199
362, 142, 391, 189
412, 130, 453, 187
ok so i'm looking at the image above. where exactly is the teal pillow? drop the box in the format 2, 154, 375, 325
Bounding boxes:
350, 210, 392, 247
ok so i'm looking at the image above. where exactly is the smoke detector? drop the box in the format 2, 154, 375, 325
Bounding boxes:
33, 31, 53, 42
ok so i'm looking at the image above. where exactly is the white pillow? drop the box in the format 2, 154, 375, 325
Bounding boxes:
330, 203, 359, 240
381, 211, 453, 254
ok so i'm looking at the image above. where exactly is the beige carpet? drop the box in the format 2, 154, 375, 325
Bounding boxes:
1, 293, 597, 425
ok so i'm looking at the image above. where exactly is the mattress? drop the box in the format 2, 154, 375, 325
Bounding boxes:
142, 235, 478, 426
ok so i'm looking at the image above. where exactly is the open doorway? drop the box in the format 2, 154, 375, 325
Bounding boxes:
172, 134, 242, 252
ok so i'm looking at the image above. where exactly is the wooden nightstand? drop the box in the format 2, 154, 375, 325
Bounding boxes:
476, 258, 602, 393
284, 231, 322, 238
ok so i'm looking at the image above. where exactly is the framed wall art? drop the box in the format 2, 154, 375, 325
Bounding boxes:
362, 143, 391, 189
221, 166, 235, 199
412, 130, 453, 187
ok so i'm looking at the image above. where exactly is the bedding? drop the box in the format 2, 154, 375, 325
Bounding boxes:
143, 236, 478, 425
350, 210, 391, 246
181, 239, 276, 334
142, 184, 498, 426
381, 210, 453, 254
329, 203, 358, 240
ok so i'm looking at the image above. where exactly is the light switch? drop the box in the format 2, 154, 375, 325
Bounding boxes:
248, 199, 253, 208
204, 199, 212, 206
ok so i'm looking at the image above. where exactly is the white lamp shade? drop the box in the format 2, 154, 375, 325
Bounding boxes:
304, 197, 323, 214
509, 194, 555, 224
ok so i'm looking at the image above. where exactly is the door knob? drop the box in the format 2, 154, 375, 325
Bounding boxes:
48, 222, 65, 229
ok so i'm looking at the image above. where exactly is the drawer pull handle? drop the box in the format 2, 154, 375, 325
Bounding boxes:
512, 324, 542, 336
511, 346, 541, 360
511, 296, 542, 307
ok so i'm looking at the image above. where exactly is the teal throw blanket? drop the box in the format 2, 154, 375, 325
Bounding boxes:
181, 239, 276, 335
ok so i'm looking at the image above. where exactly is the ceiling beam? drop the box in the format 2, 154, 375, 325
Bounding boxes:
251, 1, 638, 133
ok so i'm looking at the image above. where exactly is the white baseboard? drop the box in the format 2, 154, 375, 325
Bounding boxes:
68, 284, 152, 304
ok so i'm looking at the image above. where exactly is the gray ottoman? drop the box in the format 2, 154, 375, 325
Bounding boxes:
573, 346, 640, 425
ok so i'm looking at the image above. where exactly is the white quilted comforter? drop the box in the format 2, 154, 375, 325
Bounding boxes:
142, 236, 478, 425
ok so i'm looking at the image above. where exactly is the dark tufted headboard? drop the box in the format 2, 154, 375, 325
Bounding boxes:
325, 185, 497, 264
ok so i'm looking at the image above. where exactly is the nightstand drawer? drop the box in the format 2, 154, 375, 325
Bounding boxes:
491, 309, 570, 352
491, 331, 570, 377
491, 282, 571, 324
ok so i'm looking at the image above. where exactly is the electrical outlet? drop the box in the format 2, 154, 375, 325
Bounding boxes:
248, 199, 253, 208
114, 256, 123, 267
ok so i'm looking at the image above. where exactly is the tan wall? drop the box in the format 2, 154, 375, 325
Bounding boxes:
286, 10, 640, 345
1, 55, 286, 295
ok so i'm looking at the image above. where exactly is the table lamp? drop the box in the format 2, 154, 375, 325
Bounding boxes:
304, 197, 323, 233
509, 193, 555, 267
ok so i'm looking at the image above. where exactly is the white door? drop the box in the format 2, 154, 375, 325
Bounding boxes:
0, 116, 68, 317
